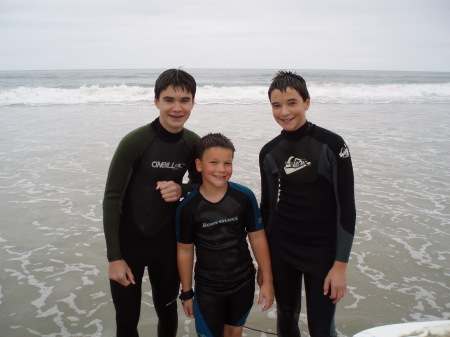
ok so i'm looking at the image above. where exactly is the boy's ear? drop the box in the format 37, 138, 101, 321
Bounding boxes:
305, 98, 311, 110
154, 97, 159, 108
195, 158, 202, 173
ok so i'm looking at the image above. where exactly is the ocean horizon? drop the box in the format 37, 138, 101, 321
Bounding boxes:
1, 68, 450, 106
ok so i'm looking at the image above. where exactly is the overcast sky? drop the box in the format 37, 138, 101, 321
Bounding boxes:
1, 0, 449, 71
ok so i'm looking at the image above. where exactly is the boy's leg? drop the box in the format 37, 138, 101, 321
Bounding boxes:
272, 256, 302, 337
223, 275, 255, 337
148, 242, 179, 337
304, 263, 337, 337
224, 324, 243, 337
110, 259, 145, 337
194, 288, 225, 337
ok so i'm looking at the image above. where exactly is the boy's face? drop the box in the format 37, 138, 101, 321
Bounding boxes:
195, 147, 233, 190
154, 86, 195, 133
270, 87, 310, 132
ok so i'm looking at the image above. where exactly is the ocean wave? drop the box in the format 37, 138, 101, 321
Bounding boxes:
1, 83, 449, 106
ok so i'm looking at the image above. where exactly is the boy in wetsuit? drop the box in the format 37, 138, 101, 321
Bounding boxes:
176, 133, 274, 337
103, 69, 202, 337
259, 71, 356, 337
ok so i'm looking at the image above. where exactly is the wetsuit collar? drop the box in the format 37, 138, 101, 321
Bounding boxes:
151, 118, 184, 143
281, 121, 313, 141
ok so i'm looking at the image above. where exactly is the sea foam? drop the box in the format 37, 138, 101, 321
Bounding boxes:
1, 82, 449, 106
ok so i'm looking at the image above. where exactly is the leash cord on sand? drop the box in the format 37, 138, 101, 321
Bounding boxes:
243, 325, 277, 335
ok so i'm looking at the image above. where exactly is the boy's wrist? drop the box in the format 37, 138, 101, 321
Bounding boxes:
179, 289, 194, 302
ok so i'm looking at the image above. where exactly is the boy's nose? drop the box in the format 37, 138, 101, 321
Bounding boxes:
173, 102, 182, 111
280, 105, 290, 116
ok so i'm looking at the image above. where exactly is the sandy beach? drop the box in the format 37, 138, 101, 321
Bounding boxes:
1, 101, 449, 336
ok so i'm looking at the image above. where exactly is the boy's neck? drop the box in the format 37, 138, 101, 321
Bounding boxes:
199, 183, 228, 203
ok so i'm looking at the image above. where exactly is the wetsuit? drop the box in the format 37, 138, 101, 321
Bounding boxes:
103, 118, 201, 337
176, 182, 263, 337
259, 121, 356, 337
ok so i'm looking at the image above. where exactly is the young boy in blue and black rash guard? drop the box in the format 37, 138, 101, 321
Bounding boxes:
103, 69, 201, 337
259, 71, 356, 337
176, 133, 274, 337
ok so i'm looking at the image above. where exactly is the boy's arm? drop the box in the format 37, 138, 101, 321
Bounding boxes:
103, 125, 154, 262
177, 242, 195, 318
259, 149, 280, 232
248, 229, 274, 311
103, 136, 137, 262
325, 138, 356, 304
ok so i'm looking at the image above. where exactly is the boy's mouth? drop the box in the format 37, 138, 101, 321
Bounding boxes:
281, 117, 294, 123
169, 114, 184, 120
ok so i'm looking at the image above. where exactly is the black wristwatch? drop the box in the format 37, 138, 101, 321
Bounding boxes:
179, 289, 194, 303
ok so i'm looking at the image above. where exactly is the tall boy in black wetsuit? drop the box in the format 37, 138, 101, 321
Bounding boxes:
176, 133, 274, 337
259, 71, 356, 337
103, 69, 201, 337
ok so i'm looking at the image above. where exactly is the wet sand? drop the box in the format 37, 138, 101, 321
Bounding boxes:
1, 103, 449, 336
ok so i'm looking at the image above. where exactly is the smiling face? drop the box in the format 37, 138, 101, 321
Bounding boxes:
270, 87, 310, 132
195, 147, 233, 191
154, 85, 195, 133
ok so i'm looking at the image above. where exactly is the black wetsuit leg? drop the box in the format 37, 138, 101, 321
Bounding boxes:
272, 254, 302, 337
110, 261, 145, 337
272, 252, 337, 337
304, 263, 337, 337
147, 241, 179, 337
110, 240, 179, 337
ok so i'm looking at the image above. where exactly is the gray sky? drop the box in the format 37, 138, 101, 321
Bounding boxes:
1, 0, 449, 71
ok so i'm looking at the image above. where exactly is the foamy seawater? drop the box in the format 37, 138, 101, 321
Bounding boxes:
1, 69, 449, 336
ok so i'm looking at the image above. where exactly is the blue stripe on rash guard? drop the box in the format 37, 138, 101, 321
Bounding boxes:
228, 181, 264, 231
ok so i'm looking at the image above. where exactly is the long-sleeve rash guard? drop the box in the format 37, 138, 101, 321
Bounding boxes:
259, 121, 356, 265
103, 118, 201, 262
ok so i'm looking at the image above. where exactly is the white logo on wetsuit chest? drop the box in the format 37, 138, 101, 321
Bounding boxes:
339, 144, 350, 159
284, 156, 311, 174
202, 216, 238, 228
151, 161, 186, 170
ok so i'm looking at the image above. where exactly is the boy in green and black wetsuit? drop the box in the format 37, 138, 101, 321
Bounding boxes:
103, 69, 201, 337
259, 71, 356, 337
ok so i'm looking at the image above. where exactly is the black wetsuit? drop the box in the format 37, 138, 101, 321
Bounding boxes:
103, 118, 201, 337
259, 121, 356, 337
176, 182, 263, 337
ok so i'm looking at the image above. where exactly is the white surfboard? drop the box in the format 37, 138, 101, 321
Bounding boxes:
353, 320, 450, 337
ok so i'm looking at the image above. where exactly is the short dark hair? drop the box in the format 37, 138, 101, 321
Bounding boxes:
268, 70, 310, 102
154, 68, 197, 99
197, 133, 235, 159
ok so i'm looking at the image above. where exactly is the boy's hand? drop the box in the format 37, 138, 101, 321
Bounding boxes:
258, 282, 274, 311
182, 299, 195, 318
323, 261, 347, 304
156, 181, 182, 202
108, 259, 135, 287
